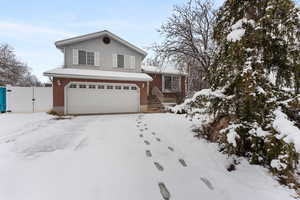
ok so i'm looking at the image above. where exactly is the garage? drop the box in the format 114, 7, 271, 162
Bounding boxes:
66, 82, 140, 114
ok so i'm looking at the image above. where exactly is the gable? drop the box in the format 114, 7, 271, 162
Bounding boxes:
55, 30, 147, 57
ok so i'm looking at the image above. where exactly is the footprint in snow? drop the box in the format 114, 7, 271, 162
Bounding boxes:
154, 162, 164, 171
152, 132, 156, 136
158, 182, 171, 200
139, 134, 143, 138
146, 150, 152, 157
144, 140, 150, 145
200, 177, 214, 190
156, 137, 161, 142
179, 158, 187, 167
168, 146, 174, 152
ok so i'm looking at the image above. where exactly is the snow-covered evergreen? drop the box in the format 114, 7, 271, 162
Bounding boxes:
172, 0, 300, 187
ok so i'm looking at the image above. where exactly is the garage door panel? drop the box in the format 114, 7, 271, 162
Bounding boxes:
66, 83, 139, 114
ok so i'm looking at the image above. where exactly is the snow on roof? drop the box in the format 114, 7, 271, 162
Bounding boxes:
141, 65, 188, 76
55, 30, 147, 56
43, 68, 153, 82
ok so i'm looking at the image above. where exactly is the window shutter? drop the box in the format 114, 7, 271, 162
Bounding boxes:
124, 55, 130, 68
95, 52, 100, 66
73, 49, 78, 65
113, 54, 117, 68
130, 56, 135, 68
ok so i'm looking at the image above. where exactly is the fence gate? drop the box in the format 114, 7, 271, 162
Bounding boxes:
0, 87, 6, 113
6, 86, 53, 113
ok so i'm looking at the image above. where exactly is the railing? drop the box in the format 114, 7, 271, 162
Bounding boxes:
151, 87, 164, 103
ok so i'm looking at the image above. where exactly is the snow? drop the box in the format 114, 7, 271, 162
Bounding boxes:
227, 29, 246, 42
141, 65, 188, 76
221, 124, 241, 147
271, 159, 288, 171
273, 108, 300, 152
0, 113, 296, 200
43, 67, 153, 81
227, 18, 255, 42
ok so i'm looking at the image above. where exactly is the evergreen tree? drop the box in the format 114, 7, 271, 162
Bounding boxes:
198, 0, 300, 182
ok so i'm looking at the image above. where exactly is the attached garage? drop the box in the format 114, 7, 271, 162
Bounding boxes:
43, 68, 152, 115
66, 82, 140, 114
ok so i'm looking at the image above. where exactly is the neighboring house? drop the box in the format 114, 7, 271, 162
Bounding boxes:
44, 30, 187, 115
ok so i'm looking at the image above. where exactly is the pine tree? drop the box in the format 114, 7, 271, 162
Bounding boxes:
202, 0, 300, 181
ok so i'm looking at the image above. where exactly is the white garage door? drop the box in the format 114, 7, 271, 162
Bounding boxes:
66, 82, 140, 114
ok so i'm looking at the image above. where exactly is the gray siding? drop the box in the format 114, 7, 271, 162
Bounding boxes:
63, 36, 144, 73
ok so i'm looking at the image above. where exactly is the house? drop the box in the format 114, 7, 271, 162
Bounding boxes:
44, 30, 187, 115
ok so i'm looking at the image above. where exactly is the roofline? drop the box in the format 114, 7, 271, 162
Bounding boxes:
141, 69, 188, 76
43, 72, 153, 82
55, 30, 147, 57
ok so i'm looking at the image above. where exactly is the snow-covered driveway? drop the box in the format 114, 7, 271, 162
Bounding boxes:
0, 113, 296, 200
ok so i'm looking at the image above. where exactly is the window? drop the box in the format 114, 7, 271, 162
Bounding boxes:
69, 84, 77, 88
115, 86, 122, 90
107, 85, 113, 89
123, 86, 130, 90
78, 50, 86, 65
89, 85, 96, 89
164, 76, 180, 92
79, 84, 86, 89
87, 52, 95, 65
131, 86, 137, 90
98, 85, 105, 89
117, 54, 124, 68
164, 76, 172, 90
78, 50, 95, 65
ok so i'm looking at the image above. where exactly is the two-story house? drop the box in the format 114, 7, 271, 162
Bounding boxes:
44, 30, 187, 115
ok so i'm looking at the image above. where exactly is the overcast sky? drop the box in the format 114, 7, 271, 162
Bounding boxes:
0, 0, 224, 82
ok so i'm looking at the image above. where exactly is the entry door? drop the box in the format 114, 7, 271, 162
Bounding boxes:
66, 82, 140, 114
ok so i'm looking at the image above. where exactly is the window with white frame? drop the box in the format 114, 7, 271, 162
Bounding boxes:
163, 75, 180, 92
117, 54, 125, 68
78, 50, 95, 65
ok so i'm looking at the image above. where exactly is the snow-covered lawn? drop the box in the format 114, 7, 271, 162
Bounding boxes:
0, 113, 296, 200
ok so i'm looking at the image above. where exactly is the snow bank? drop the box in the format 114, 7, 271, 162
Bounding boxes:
273, 108, 300, 152
169, 89, 225, 114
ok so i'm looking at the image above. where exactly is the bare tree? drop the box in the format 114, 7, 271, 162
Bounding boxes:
154, 0, 216, 94
0, 44, 41, 86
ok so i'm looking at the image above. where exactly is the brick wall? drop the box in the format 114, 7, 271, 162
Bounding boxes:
147, 73, 186, 98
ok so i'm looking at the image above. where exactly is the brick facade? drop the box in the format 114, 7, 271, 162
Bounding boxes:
147, 73, 186, 98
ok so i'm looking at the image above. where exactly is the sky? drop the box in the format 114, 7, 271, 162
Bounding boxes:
0, 0, 224, 82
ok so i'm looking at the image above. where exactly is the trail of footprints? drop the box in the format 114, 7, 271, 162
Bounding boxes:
136, 115, 192, 200
136, 115, 215, 198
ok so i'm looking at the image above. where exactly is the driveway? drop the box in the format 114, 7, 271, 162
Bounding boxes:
0, 113, 295, 200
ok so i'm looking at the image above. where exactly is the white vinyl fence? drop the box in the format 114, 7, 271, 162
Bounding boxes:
6, 86, 53, 113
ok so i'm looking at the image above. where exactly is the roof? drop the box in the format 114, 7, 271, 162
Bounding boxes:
141, 65, 188, 76
43, 68, 153, 82
55, 30, 147, 57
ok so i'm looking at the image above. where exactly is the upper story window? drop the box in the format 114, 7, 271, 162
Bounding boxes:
113, 54, 135, 69
78, 50, 95, 65
117, 54, 124, 68
87, 52, 95, 65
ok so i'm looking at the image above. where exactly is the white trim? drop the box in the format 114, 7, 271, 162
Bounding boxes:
162, 75, 181, 93
44, 68, 153, 82
113, 54, 117, 68
124, 55, 129, 68
130, 56, 135, 69
72, 49, 78, 65
55, 30, 147, 56
95, 52, 100, 66
64, 81, 140, 115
